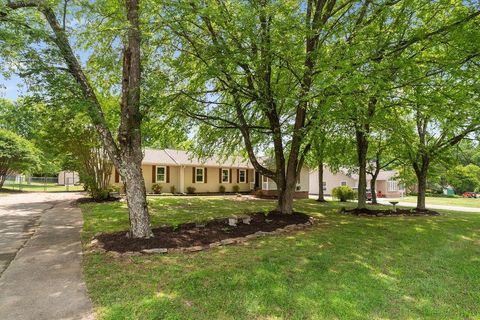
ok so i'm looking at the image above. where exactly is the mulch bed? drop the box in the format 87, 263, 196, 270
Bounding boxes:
96, 212, 311, 253
342, 207, 440, 216
73, 197, 121, 206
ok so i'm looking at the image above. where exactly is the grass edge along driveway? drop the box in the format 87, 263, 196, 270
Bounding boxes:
81, 197, 480, 320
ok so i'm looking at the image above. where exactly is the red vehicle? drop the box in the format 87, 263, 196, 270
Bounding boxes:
463, 192, 477, 198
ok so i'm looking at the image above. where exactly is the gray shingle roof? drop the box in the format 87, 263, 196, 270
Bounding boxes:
142, 148, 252, 168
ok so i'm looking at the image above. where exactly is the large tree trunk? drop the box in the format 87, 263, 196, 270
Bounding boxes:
275, 178, 296, 214
123, 160, 152, 237
317, 164, 326, 202
356, 128, 368, 209
415, 161, 429, 211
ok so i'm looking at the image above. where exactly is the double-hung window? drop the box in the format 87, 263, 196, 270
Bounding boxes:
340, 181, 347, 186
388, 178, 398, 192
221, 168, 230, 183
196, 167, 205, 183
156, 166, 166, 183
239, 169, 246, 183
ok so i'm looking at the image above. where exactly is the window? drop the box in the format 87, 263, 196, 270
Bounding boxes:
196, 167, 205, 183
156, 166, 166, 183
222, 168, 230, 183
388, 178, 398, 192
262, 175, 269, 183
239, 169, 246, 183
340, 181, 347, 186
323, 181, 327, 192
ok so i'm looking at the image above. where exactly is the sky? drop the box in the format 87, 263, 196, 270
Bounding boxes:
0, 73, 25, 101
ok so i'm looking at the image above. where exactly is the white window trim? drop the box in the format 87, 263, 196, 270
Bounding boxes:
221, 168, 230, 183
388, 179, 398, 192
340, 180, 347, 187
156, 166, 166, 183
195, 167, 205, 183
239, 169, 246, 183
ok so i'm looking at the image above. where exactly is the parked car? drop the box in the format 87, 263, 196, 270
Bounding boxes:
463, 191, 477, 198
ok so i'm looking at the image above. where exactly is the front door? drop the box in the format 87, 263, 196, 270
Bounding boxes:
255, 171, 260, 190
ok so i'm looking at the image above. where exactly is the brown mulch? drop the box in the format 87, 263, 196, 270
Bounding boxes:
97, 212, 310, 253
72, 197, 121, 206
342, 207, 440, 216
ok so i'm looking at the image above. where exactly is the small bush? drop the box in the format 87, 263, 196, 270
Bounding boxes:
332, 186, 355, 202
152, 183, 163, 194
90, 189, 110, 200
219, 185, 226, 193
170, 185, 176, 194
232, 185, 240, 193
109, 185, 121, 193
186, 186, 196, 194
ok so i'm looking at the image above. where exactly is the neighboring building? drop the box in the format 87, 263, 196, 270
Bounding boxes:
309, 167, 404, 198
58, 171, 79, 185
109, 149, 309, 197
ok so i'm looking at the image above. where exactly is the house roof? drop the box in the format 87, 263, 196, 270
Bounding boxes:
142, 148, 252, 168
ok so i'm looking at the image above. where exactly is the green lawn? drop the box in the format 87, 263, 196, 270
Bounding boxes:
1, 183, 84, 192
400, 196, 480, 208
81, 197, 480, 320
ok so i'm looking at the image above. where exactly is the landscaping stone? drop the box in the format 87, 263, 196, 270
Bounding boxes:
221, 238, 236, 245
185, 246, 203, 252
142, 248, 168, 254
242, 216, 252, 224
209, 242, 221, 248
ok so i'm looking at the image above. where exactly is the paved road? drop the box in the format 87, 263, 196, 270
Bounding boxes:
0, 192, 94, 320
308, 195, 480, 213
377, 199, 480, 213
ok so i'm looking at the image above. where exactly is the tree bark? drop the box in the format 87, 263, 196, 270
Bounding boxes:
416, 168, 427, 210
275, 178, 296, 214
317, 164, 326, 202
370, 178, 377, 204
123, 159, 151, 237
356, 128, 368, 209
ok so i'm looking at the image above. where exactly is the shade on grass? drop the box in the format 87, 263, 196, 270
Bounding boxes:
400, 196, 480, 208
81, 197, 480, 320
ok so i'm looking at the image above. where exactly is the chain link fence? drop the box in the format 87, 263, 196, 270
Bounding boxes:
2, 175, 83, 192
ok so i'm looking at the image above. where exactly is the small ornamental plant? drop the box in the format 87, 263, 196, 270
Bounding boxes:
186, 186, 196, 194
332, 186, 355, 202
152, 183, 163, 194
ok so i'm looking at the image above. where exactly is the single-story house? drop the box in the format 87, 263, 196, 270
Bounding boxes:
110, 149, 309, 197
309, 166, 405, 198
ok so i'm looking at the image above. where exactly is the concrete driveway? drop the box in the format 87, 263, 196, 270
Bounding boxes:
0, 192, 94, 320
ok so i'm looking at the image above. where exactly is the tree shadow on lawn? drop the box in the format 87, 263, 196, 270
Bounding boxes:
84, 206, 480, 319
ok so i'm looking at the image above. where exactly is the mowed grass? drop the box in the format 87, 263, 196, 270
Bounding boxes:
81, 196, 480, 320
2, 183, 84, 192
401, 196, 480, 208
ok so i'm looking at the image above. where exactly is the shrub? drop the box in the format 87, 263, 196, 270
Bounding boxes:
232, 185, 240, 193
186, 186, 196, 194
170, 185, 176, 194
332, 186, 355, 202
152, 183, 163, 194
219, 185, 226, 193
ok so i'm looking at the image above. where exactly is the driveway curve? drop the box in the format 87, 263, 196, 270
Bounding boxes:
0, 192, 94, 320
